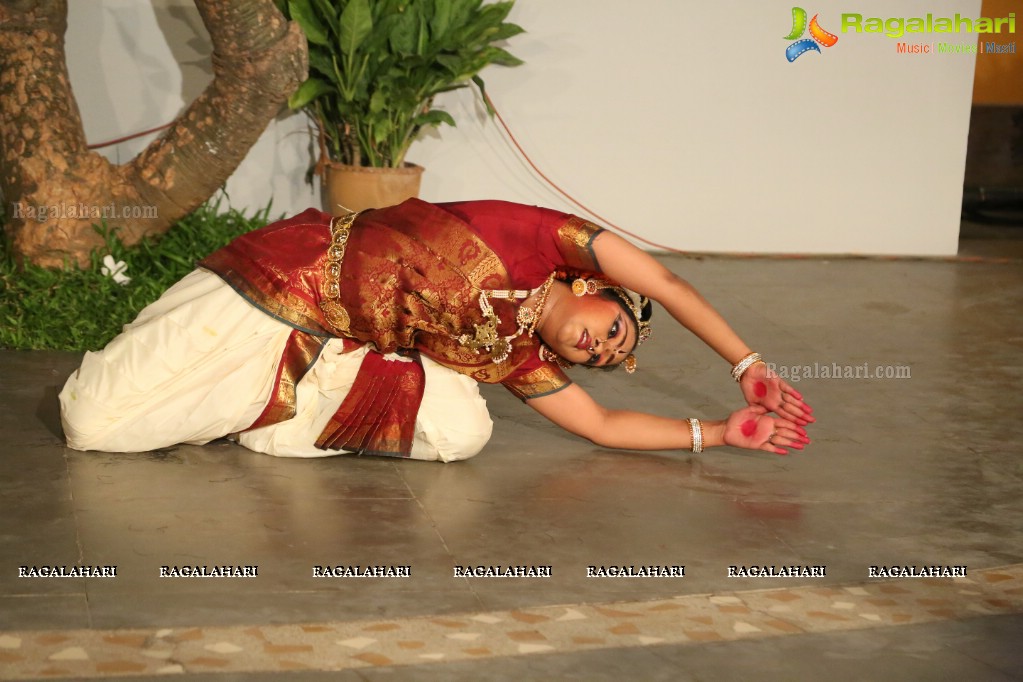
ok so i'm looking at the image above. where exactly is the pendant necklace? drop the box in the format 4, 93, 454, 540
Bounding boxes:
458, 272, 557, 364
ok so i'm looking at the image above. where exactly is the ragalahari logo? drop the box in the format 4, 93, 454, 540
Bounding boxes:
784, 7, 839, 61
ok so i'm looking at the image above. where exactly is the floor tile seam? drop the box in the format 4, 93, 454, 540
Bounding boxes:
951, 638, 1023, 682
395, 464, 486, 610
61, 448, 93, 631
395, 464, 477, 584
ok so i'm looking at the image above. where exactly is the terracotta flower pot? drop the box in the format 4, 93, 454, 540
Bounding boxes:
323, 162, 424, 215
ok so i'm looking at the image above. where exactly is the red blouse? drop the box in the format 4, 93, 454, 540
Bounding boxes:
200, 198, 606, 401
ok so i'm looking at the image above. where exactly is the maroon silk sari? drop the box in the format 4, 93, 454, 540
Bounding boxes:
200, 199, 606, 456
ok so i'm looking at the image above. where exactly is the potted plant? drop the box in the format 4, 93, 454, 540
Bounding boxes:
278, 0, 524, 212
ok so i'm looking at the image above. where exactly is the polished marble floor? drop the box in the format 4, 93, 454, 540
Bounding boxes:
0, 231, 1021, 680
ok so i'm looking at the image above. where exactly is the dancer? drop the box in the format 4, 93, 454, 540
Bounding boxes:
60, 199, 813, 461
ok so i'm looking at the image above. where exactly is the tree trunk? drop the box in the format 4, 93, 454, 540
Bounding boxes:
0, 0, 308, 268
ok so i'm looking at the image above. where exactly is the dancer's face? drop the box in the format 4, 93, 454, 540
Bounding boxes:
540, 293, 637, 367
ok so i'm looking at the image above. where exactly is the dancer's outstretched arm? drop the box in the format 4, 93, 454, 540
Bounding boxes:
528, 383, 809, 456
590, 231, 814, 425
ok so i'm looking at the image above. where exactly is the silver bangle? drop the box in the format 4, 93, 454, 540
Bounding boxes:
731, 352, 762, 382
687, 418, 703, 453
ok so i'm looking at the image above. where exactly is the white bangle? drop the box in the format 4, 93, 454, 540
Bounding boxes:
687, 418, 703, 453
731, 352, 762, 382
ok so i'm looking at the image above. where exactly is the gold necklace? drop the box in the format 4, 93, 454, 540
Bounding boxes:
458, 272, 557, 364
516, 272, 556, 337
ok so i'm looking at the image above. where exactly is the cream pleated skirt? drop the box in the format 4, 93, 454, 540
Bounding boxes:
59, 269, 493, 462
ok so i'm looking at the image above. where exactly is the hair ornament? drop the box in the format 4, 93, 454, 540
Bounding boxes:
570, 277, 652, 347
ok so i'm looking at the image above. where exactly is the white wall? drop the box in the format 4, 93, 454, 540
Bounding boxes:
68, 0, 982, 256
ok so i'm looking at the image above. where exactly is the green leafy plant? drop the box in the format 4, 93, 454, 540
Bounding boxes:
279, 0, 523, 168
0, 201, 273, 351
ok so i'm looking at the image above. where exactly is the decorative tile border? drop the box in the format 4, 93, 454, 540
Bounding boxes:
0, 564, 1020, 679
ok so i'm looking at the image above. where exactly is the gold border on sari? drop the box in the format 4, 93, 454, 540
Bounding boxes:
503, 364, 572, 401
245, 329, 328, 431
557, 217, 605, 272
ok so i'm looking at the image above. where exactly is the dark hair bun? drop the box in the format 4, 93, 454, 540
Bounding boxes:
640, 297, 653, 323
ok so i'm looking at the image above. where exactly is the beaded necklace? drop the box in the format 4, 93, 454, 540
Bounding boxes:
457, 272, 557, 364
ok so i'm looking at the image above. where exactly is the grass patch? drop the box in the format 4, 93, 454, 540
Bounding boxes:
1, 200, 275, 351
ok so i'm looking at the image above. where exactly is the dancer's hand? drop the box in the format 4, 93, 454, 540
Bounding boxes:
723, 406, 809, 455
739, 362, 814, 426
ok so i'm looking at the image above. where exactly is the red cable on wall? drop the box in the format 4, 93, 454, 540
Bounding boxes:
87, 122, 174, 150
481, 91, 689, 255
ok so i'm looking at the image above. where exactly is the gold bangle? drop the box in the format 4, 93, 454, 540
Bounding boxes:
731, 352, 762, 382
687, 418, 703, 453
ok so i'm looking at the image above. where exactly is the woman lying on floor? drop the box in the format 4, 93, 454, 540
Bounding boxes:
59, 199, 813, 462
